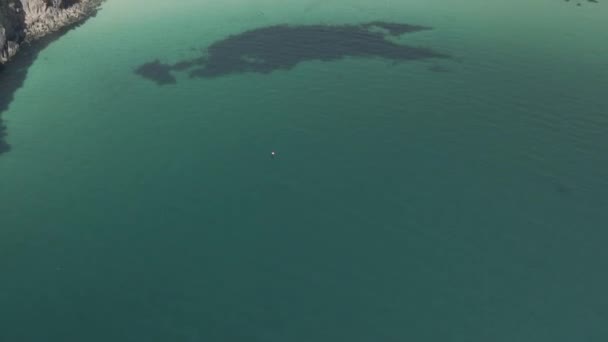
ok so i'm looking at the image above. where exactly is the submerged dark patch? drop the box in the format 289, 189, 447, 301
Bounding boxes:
135, 21, 448, 84
565, 0, 600, 5
361, 21, 430, 35
134, 60, 177, 85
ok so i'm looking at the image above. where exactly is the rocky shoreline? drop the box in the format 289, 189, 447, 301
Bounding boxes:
1, 0, 104, 64
1, 0, 104, 154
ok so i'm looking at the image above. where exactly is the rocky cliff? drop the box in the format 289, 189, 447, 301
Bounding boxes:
0, 1, 25, 63
0, 0, 102, 64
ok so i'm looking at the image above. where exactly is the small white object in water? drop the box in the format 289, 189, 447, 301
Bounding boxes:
271, 151, 276, 157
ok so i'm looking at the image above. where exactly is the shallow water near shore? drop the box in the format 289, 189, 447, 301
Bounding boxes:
1, 0, 608, 341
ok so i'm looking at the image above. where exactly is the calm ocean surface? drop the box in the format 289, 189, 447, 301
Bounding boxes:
1, 0, 607, 340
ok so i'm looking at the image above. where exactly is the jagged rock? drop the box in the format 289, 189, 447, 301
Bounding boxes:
0, 0, 103, 64
22, 0, 105, 41
0, 0, 26, 63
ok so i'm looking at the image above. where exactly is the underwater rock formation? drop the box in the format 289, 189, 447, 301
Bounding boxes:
136, 21, 449, 85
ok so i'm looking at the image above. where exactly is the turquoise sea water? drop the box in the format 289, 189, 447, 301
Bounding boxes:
1, 0, 608, 340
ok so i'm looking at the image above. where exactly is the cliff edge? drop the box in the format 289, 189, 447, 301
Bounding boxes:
0, 1, 25, 63
1, 0, 103, 64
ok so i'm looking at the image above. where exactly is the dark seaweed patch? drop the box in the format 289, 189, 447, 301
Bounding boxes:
135, 21, 449, 84
565, 0, 600, 5
134, 60, 177, 85
361, 22, 431, 35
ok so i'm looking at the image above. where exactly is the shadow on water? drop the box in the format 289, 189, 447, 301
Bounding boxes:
135, 21, 450, 85
0, 11, 100, 155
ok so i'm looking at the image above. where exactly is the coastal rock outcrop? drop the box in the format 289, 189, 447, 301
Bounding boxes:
0, 0, 102, 64
0, 0, 25, 63
1, 0, 103, 154
22, 0, 103, 42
